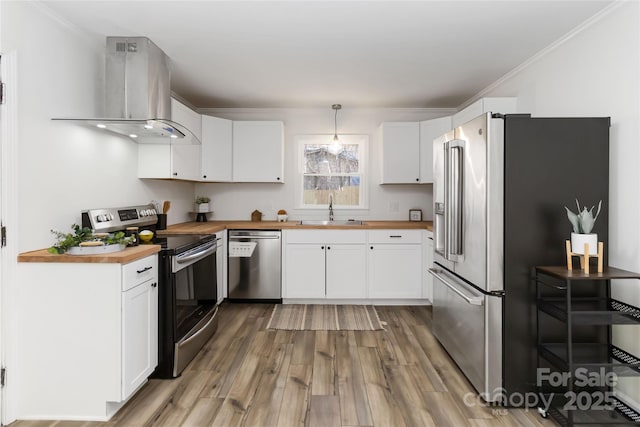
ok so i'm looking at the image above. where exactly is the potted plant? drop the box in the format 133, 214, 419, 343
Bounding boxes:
195, 196, 210, 213
565, 199, 602, 255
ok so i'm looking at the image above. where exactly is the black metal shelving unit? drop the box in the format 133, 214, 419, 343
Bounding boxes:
535, 266, 640, 426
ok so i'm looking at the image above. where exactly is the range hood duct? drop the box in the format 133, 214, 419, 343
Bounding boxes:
53, 37, 198, 144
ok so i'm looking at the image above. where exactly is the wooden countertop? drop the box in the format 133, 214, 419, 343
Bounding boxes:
18, 220, 432, 263
159, 220, 433, 235
18, 244, 161, 264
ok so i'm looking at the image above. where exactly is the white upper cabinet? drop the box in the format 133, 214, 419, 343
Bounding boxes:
171, 98, 202, 142
452, 97, 517, 128
232, 121, 284, 183
137, 99, 201, 181
137, 143, 201, 181
201, 115, 233, 182
380, 122, 421, 184
419, 116, 452, 183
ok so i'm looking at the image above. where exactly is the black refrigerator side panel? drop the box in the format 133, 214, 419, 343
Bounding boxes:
502, 116, 610, 398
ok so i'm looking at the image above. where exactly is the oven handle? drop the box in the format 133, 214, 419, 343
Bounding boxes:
175, 242, 217, 264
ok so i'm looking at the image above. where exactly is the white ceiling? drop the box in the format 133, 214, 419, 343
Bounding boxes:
41, 0, 613, 109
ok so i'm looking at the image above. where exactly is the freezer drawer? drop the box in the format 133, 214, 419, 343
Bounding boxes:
430, 266, 503, 402
431, 267, 485, 394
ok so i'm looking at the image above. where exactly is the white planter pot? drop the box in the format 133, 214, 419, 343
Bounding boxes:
571, 232, 597, 255
196, 203, 209, 213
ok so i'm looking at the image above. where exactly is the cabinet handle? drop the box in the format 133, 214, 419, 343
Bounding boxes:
416, 178, 419, 182
203, 175, 207, 179
321, 246, 325, 250
277, 177, 281, 181
137, 266, 152, 274
151, 282, 157, 288
389, 235, 402, 238
327, 246, 331, 250
370, 246, 374, 250
173, 172, 178, 176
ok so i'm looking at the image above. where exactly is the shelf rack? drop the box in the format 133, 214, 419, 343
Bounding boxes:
535, 265, 640, 426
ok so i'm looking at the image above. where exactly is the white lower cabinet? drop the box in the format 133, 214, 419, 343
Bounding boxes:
285, 244, 326, 298
283, 230, 367, 299
368, 230, 423, 299
17, 254, 158, 421
122, 276, 158, 399
283, 229, 427, 301
325, 244, 367, 298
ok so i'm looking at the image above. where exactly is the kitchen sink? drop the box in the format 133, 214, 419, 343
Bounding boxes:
298, 220, 364, 226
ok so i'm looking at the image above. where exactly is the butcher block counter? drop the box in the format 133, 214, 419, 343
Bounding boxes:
158, 220, 433, 235
18, 244, 161, 263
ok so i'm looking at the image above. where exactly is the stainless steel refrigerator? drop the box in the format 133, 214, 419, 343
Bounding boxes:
429, 113, 609, 403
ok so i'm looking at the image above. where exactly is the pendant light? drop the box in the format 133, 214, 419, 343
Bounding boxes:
328, 104, 343, 155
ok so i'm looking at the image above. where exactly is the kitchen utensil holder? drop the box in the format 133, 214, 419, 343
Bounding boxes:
157, 214, 167, 230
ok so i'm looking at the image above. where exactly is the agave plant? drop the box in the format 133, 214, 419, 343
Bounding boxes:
565, 199, 602, 234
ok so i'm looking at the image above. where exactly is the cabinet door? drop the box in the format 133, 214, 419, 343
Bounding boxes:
201, 115, 232, 182
122, 280, 158, 399
232, 121, 284, 183
171, 144, 201, 181
284, 244, 325, 298
171, 98, 202, 142
380, 122, 420, 184
137, 143, 200, 180
423, 233, 434, 301
368, 244, 422, 298
419, 116, 452, 183
326, 244, 367, 299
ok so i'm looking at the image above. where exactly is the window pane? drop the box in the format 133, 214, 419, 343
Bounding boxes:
303, 176, 360, 206
303, 144, 359, 174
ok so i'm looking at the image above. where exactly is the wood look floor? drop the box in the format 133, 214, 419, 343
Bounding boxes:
11, 304, 555, 427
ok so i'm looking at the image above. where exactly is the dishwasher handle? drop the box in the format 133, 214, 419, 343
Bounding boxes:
229, 234, 280, 240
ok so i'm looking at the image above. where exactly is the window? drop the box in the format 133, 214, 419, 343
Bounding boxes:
296, 135, 368, 209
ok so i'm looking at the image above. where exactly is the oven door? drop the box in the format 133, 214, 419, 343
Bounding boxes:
172, 240, 218, 339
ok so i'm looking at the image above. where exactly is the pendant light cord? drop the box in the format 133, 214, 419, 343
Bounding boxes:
332, 104, 341, 141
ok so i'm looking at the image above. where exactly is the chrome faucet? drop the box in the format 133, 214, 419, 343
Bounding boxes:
328, 193, 334, 221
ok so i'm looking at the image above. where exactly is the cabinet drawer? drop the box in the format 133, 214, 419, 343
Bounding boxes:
122, 255, 158, 291
368, 230, 422, 244
286, 229, 366, 244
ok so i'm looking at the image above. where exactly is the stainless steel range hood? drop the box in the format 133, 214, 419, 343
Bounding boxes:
53, 37, 199, 144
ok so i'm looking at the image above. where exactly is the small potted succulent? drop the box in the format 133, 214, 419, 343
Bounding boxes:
195, 196, 210, 213
565, 199, 602, 255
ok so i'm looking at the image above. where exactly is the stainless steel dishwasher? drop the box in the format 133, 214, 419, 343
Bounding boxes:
228, 230, 282, 301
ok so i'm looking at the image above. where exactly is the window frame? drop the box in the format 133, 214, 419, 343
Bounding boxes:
295, 134, 369, 210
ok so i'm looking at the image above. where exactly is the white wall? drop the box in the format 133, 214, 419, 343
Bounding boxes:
0, 2, 194, 421
480, 1, 640, 407
2, 1, 195, 254
196, 107, 453, 221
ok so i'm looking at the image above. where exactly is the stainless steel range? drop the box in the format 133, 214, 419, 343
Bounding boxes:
82, 204, 219, 378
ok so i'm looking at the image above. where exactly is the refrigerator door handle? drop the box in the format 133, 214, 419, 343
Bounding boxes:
428, 268, 483, 306
446, 139, 464, 261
